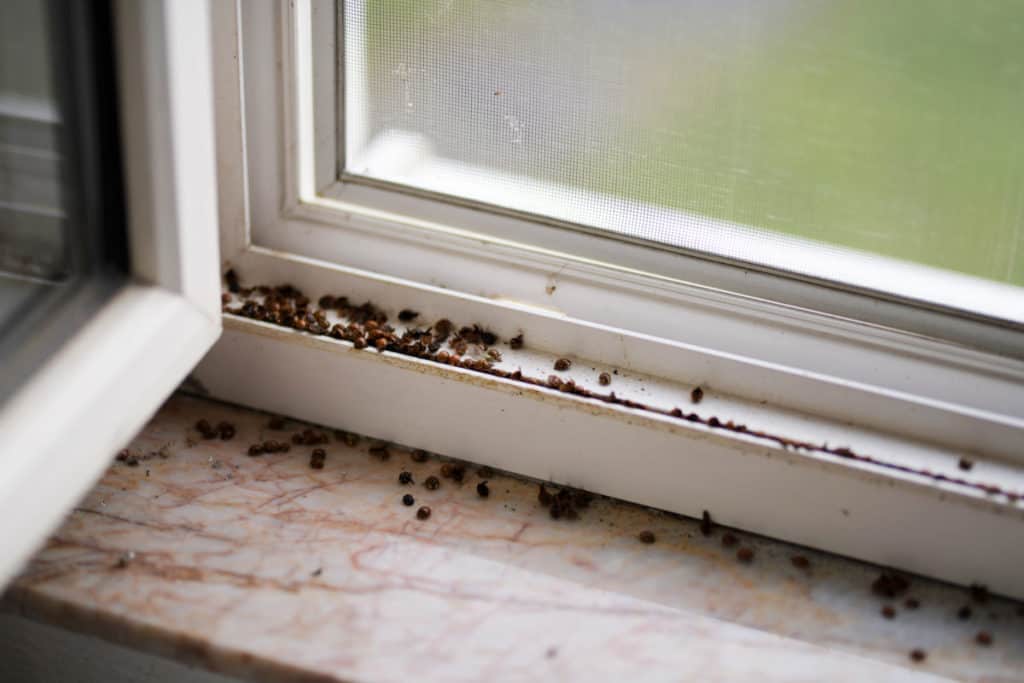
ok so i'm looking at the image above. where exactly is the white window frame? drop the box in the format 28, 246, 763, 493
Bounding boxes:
0, 0, 221, 587
199, 0, 1024, 597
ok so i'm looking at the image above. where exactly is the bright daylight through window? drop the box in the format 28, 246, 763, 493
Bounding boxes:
342, 0, 1024, 321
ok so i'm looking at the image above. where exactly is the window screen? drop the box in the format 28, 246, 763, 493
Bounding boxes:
343, 0, 1024, 298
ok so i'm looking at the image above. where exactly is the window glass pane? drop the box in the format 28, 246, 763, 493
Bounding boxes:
0, 0, 127, 400
0, 0, 64, 281
343, 1, 1024, 300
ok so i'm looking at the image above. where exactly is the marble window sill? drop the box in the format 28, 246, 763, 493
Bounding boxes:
3, 393, 1021, 682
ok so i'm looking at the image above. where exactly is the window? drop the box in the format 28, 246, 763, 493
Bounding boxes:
0, 0, 220, 586
342, 0, 1024, 323
0, 0, 128, 399
204, 1, 1024, 599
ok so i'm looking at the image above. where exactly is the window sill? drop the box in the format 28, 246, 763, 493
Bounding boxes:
197, 311, 1024, 599
4, 393, 1021, 682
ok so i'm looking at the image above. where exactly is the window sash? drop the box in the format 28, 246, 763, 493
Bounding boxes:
0, 0, 221, 588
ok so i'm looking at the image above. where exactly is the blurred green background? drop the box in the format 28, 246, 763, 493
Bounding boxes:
355, 0, 1024, 286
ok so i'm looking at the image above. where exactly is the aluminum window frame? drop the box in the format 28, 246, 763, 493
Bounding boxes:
200, 0, 1024, 598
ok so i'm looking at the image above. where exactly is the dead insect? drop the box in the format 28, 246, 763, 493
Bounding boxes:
440, 462, 466, 481
310, 448, 326, 469
904, 598, 920, 609
248, 444, 264, 457
554, 358, 571, 371
909, 649, 926, 663
598, 372, 611, 386
487, 349, 502, 362
691, 386, 704, 403
221, 292, 232, 305
791, 556, 811, 570
957, 606, 972, 620
450, 338, 468, 356
268, 416, 286, 430
478, 466, 495, 478
969, 583, 990, 604
959, 458, 974, 471
736, 547, 755, 563
538, 484, 553, 506
416, 505, 432, 520
196, 419, 216, 439
700, 510, 713, 536
476, 481, 490, 497
311, 568, 323, 577
871, 572, 910, 598
424, 475, 440, 490
116, 449, 130, 462
369, 444, 390, 460
573, 490, 593, 508
402, 493, 415, 506
225, 269, 240, 293
881, 605, 896, 619
374, 337, 388, 351
411, 449, 430, 462
546, 375, 563, 389
342, 432, 360, 448
398, 309, 419, 322
434, 318, 454, 338
398, 471, 414, 485
216, 422, 236, 440
318, 295, 336, 309
509, 333, 524, 350
721, 533, 738, 548
637, 530, 656, 544
975, 631, 993, 646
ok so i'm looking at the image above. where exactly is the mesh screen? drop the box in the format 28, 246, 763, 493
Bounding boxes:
344, 0, 1024, 287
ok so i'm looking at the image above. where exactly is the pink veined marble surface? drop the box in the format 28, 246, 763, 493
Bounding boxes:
4, 393, 1022, 682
